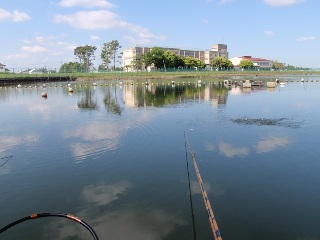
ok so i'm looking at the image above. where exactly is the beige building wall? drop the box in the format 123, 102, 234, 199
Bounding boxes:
122, 44, 228, 71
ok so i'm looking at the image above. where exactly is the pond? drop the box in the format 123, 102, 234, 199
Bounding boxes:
1, 76, 320, 240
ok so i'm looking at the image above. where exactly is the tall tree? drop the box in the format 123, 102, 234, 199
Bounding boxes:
131, 54, 145, 70
143, 47, 165, 68
101, 40, 122, 70
74, 45, 97, 72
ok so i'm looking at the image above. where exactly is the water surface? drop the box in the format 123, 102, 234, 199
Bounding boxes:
1, 76, 320, 240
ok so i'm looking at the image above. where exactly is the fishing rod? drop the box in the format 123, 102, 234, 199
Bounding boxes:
0, 212, 99, 240
184, 135, 222, 240
0, 156, 12, 168
184, 132, 197, 240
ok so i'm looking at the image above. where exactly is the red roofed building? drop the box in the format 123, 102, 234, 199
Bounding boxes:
229, 56, 273, 69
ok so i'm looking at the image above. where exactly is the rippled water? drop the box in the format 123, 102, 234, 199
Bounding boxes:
1, 76, 320, 240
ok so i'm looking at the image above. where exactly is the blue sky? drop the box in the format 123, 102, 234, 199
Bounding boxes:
0, 0, 318, 70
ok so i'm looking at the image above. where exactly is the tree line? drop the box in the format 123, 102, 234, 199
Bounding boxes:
59, 40, 307, 73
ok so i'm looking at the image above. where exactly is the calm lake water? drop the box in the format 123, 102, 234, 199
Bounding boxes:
1, 76, 320, 240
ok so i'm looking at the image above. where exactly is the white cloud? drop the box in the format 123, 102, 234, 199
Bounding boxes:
90, 35, 100, 41
202, 19, 209, 24
219, 0, 234, 4
264, 0, 304, 7
4, 34, 76, 63
54, 10, 126, 30
54, 10, 165, 44
21, 46, 50, 54
0, 8, 31, 22
264, 30, 274, 36
59, 0, 115, 8
297, 36, 316, 41
3, 46, 50, 60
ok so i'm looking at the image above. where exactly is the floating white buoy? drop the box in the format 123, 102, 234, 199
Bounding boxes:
68, 83, 71, 87
42, 84, 46, 88
68, 87, 73, 92
41, 92, 47, 98
93, 83, 97, 86
17, 84, 22, 88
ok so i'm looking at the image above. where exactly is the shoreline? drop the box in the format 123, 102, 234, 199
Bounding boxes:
1, 70, 319, 86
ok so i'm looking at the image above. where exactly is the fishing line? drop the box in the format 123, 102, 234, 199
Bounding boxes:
185, 136, 222, 240
184, 132, 197, 240
0, 156, 12, 168
0, 212, 99, 240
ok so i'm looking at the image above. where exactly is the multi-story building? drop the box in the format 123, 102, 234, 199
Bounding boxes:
229, 56, 273, 70
122, 44, 228, 71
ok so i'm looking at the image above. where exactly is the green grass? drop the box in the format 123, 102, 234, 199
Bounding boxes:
1, 69, 319, 81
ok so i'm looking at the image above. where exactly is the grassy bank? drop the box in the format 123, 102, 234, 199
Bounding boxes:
1, 70, 319, 81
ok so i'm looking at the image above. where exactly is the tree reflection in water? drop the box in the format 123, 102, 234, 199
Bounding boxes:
103, 86, 122, 115
77, 88, 98, 110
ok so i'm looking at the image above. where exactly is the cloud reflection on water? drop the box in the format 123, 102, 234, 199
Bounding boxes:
255, 135, 291, 153
219, 142, 249, 158
65, 123, 125, 161
0, 134, 38, 154
44, 181, 185, 240
81, 181, 131, 206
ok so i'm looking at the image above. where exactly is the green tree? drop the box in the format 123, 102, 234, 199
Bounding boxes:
74, 45, 97, 72
183, 57, 205, 69
239, 59, 254, 69
131, 54, 145, 71
272, 60, 285, 70
144, 47, 165, 68
101, 40, 121, 70
59, 62, 86, 73
163, 51, 185, 68
211, 57, 233, 70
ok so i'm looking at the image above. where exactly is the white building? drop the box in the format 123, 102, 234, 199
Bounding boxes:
0, 63, 6, 72
229, 56, 273, 70
122, 44, 228, 71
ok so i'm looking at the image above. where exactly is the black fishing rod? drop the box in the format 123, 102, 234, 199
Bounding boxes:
184, 132, 197, 240
0, 212, 99, 240
0, 156, 12, 168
